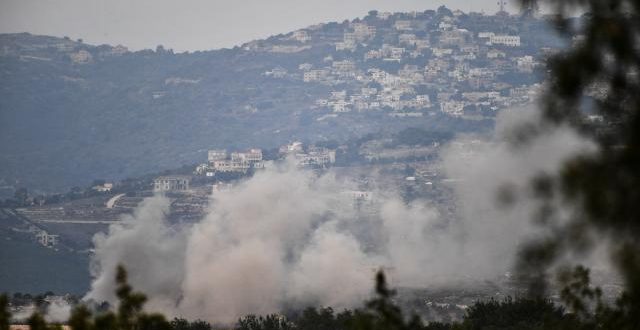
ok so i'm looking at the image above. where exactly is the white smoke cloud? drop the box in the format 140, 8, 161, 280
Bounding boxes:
45, 298, 72, 323
85, 107, 596, 323
85, 196, 187, 313
288, 221, 376, 309
440, 107, 596, 280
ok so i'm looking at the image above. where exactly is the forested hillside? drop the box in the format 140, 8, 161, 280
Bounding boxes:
0, 9, 561, 191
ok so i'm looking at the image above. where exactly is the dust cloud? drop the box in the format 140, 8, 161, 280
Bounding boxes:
85, 108, 594, 323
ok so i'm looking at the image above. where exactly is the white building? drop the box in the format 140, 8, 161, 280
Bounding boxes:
415, 39, 430, 50
212, 160, 250, 173
388, 47, 405, 61
352, 23, 376, 41
292, 30, 311, 42
432, 48, 454, 57
70, 50, 92, 63
378, 12, 392, 20
338, 43, 357, 52
486, 49, 506, 59
416, 95, 431, 107
330, 100, 351, 113
304, 69, 330, 82
211, 148, 264, 173
280, 141, 304, 154
516, 56, 536, 72
295, 147, 336, 168
154, 176, 190, 192
441, 101, 465, 117
394, 20, 412, 30
36, 230, 59, 247
489, 35, 521, 47
92, 183, 113, 192
478, 32, 495, 39
208, 149, 227, 163
231, 149, 263, 167
332, 60, 356, 72
330, 90, 348, 100
399, 33, 418, 46
365, 49, 382, 60
265, 67, 288, 78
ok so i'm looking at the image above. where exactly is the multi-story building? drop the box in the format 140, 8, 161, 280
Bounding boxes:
292, 30, 311, 42
441, 101, 466, 117
416, 95, 431, 107
399, 33, 418, 46
231, 149, 264, 168
212, 160, 250, 173
295, 147, 336, 168
489, 35, 521, 47
335, 41, 356, 52
304, 69, 330, 82
208, 149, 227, 163
352, 23, 376, 41
364, 49, 382, 60
394, 20, 412, 30
332, 60, 356, 72
36, 230, 59, 247
70, 50, 92, 63
154, 176, 190, 192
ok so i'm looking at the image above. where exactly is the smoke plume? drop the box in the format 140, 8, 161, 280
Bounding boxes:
45, 298, 72, 323
85, 107, 595, 323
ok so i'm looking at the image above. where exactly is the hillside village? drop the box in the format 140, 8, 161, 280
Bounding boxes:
254, 7, 557, 118
0, 6, 572, 192
0, 6, 556, 122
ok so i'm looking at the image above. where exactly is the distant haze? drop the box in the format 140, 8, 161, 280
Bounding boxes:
0, 0, 524, 52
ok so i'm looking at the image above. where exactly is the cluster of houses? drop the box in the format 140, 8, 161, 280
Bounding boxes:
262, 9, 548, 118
279, 141, 337, 168
4, 35, 130, 64
194, 148, 265, 177
154, 143, 338, 193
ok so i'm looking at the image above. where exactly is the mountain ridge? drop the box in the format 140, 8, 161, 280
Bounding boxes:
0, 8, 560, 192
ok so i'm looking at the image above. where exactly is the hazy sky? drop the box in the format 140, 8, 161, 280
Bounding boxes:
0, 0, 525, 52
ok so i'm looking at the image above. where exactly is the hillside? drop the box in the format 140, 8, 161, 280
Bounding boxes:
0, 208, 90, 294
0, 8, 563, 192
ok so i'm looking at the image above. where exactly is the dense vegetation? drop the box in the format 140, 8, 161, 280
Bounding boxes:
511, 0, 640, 328
0, 269, 586, 330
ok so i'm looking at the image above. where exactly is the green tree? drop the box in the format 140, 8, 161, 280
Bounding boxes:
293, 307, 342, 330
236, 314, 291, 330
66, 265, 171, 330
27, 313, 62, 330
349, 272, 426, 330
170, 318, 190, 330
0, 295, 9, 330
93, 313, 117, 330
115, 265, 148, 330
460, 297, 577, 330
515, 0, 640, 327
68, 305, 94, 330
27, 313, 48, 330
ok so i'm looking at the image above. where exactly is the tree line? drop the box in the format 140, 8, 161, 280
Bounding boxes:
1, 267, 634, 330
